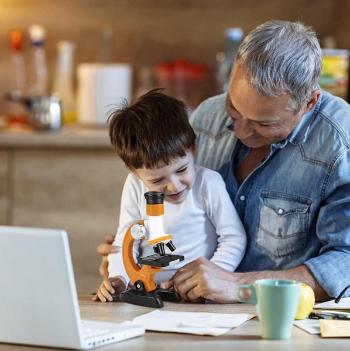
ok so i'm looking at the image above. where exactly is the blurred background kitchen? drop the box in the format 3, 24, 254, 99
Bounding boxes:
1, 0, 350, 294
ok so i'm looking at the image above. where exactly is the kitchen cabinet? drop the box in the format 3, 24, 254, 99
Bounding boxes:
0, 128, 129, 293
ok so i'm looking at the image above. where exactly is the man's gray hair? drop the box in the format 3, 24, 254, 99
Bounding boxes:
236, 20, 322, 111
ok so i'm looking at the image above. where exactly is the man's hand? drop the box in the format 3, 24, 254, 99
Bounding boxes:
162, 257, 329, 303
162, 257, 247, 303
97, 235, 118, 279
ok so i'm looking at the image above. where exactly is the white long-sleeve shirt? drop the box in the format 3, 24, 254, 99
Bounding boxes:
108, 166, 246, 283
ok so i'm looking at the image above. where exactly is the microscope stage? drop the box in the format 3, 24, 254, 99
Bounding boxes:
138, 253, 184, 267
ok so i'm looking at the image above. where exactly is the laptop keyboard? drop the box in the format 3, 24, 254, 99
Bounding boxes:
81, 319, 144, 348
82, 321, 113, 339
83, 326, 110, 338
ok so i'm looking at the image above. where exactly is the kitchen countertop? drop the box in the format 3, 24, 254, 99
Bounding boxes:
0, 125, 112, 149
1, 296, 349, 351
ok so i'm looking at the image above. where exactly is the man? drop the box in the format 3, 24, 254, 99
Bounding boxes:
99, 20, 350, 303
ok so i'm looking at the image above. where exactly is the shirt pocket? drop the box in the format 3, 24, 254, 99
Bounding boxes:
256, 192, 311, 258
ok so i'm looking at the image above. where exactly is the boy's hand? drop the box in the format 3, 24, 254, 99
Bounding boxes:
92, 276, 127, 303
97, 235, 118, 279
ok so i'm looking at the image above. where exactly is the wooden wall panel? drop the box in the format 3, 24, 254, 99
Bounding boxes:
0, 0, 336, 112
335, 0, 350, 49
12, 149, 129, 293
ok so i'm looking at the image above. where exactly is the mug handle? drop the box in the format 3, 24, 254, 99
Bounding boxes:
237, 284, 257, 304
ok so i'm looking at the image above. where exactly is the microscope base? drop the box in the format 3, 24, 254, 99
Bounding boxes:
156, 287, 182, 302
120, 289, 164, 308
120, 287, 181, 308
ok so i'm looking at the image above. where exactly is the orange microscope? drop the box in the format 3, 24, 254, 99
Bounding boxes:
119, 191, 184, 308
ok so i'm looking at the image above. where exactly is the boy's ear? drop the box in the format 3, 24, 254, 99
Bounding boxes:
132, 168, 143, 181
192, 146, 198, 158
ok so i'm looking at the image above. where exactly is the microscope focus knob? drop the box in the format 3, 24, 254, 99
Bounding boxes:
130, 224, 146, 240
134, 280, 145, 291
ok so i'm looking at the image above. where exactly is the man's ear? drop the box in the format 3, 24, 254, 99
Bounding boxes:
306, 90, 321, 112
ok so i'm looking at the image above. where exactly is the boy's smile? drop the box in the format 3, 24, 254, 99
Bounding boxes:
166, 188, 187, 203
134, 151, 196, 204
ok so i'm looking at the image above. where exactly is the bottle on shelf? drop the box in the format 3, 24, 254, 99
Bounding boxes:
155, 59, 207, 113
215, 27, 243, 93
28, 24, 48, 96
134, 66, 154, 100
6, 29, 28, 125
52, 40, 77, 124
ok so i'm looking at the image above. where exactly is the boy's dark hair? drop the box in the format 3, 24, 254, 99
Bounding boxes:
108, 89, 196, 170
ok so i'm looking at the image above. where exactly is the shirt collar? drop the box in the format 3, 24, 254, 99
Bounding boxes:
287, 92, 323, 145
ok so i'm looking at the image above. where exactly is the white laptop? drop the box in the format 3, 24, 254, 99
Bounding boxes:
0, 226, 145, 349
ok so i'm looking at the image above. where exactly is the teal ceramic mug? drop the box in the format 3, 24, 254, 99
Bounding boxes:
238, 279, 301, 340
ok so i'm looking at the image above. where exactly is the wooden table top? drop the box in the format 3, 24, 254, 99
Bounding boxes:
0, 296, 349, 350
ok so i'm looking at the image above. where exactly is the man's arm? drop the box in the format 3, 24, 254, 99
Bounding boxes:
302, 151, 350, 299
236, 264, 329, 301
165, 257, 329, 303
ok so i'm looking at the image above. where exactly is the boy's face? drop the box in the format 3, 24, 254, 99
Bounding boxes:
134, 150, 195, 204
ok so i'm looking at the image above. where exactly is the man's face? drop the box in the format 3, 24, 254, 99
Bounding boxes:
227, 64, 316, 148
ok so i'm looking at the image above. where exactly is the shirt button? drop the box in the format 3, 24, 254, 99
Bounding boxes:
240, 195, 246, 201
278, 208, 284, 215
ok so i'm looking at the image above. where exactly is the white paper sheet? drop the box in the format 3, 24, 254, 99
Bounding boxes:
314, 297, 350, 310
294, 319, 320, 334
133, 310, 254, 336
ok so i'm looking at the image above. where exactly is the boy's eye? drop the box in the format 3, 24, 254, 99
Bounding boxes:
152, 179, 162, 184
176, 167, 187, 173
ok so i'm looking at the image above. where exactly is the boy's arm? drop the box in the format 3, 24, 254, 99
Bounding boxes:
107, 173, 144, 282
97, 235, 117, 279
204, 170, 247, 271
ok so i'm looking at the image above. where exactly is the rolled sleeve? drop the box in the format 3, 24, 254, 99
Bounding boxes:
305, 150, 350, 298
305, 249, 350, 298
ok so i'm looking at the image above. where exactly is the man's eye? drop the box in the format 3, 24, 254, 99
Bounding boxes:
177, 167, 187, 173
257, 122, 274, 127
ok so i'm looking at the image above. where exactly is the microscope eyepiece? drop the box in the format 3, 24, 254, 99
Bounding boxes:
144, 191, 164, 204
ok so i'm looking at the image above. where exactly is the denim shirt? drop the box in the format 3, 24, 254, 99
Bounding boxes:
190, 91, 350, 298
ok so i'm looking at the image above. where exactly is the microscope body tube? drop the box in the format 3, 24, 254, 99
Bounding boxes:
146, 202, 172, 245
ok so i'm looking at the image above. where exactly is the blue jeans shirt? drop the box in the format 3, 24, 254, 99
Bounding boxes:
190, 91, 350, 298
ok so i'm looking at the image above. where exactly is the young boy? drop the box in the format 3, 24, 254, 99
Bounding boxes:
95, 89, 246, 302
